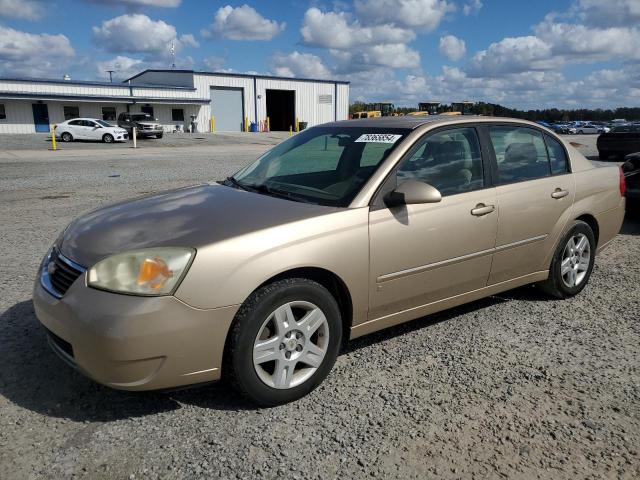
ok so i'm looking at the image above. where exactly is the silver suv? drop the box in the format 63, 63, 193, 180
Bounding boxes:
117, 113, 164, 139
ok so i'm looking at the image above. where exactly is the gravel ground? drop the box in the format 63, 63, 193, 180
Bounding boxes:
1, 134, 638, 479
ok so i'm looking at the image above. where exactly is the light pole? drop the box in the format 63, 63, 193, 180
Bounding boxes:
107, 70, 115, 83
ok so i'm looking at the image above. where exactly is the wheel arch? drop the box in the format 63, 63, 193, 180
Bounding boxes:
255, 267, 354, 343
575, 213, 599, 246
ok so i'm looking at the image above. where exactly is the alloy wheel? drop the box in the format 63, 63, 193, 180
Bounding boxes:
561, 233, 590, 288
253, 301, 329, 389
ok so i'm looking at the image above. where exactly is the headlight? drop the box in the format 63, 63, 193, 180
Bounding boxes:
87, 247, 194, 296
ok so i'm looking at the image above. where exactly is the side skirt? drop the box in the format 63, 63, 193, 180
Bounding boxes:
350, 270, 549, 339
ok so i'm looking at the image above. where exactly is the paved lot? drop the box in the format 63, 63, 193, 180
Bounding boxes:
1, 134, 638, 479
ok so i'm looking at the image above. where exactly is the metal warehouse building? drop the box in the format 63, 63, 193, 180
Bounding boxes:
0, 69, 350, 134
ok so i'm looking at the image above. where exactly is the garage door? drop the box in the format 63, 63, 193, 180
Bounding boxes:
210, 87, 244, 132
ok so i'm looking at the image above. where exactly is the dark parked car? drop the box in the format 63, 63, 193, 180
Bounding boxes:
117, 113, 164, 139
597, 124, 640, 159
622, 152, 640, 209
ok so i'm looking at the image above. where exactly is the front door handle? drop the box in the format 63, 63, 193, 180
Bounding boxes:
471, 203, 495, 216
551, 188, 569, 199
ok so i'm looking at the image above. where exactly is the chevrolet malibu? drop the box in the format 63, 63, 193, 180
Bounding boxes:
34, 116, 626, 406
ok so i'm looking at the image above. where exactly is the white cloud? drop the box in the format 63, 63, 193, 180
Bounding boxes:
439, 34, 466, 61
0, 26, 75, 77
462, 0, 482, 16
467, 36, 557, 76
92, 14, 196, 58
272, 51, 332, 79
95, 55, 145, 81
203, 55, 226, 71
301, 8, 414, 49
354, 0, 453, 31
534, 17, 640, 62
0, 0, 43, 20
575, 0, 640, 27
202, 4, 284, 41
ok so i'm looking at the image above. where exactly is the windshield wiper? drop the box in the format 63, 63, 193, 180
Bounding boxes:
223, 177, 317, 204
224, 176, 254, 192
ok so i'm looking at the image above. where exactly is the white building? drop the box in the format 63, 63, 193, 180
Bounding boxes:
0, 70, 350, 135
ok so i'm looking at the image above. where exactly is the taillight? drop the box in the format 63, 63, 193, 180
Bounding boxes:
619, 167, 626, 197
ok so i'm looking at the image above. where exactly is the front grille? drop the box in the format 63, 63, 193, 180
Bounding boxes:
46, 249, 85, 297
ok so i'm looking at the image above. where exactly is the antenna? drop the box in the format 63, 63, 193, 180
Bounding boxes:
169, 42, 176, 69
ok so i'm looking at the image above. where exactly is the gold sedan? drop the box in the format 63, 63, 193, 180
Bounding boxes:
34, 116, 625, 406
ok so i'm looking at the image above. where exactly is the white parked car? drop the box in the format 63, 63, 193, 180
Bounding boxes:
575, 124, 600, 134
55, 118, 129, 143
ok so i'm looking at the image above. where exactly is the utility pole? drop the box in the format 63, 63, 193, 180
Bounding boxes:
169, 42, 176, 69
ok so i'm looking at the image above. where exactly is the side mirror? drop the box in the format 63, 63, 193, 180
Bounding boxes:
384, 179, 442, 207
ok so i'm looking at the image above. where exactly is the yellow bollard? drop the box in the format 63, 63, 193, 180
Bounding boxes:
245, 116, 249, 132
289, 125, 292, 136
296, 117, 299, 133
50, 125, 57, 151
210, 116, 215, 133
266, 117, 270, 132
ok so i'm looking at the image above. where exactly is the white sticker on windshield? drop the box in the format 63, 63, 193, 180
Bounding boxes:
355, 133, 402, 144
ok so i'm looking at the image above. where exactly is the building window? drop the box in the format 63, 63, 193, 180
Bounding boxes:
102, 106, 116, 121
171, 108, 184, 122
63, 106, 79, 120
0, 104, 5, 120
141, 105, 154, 117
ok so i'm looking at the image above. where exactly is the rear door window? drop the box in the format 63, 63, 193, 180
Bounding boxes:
488, 126, 551, 184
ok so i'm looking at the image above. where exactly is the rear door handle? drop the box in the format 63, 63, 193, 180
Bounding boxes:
471, 203, 495, 216
551, 189, 569, 199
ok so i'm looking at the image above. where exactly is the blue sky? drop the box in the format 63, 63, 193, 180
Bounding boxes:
1, 0, 639, 109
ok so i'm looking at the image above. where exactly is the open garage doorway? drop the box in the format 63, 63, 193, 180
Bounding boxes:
266, 89, 295, 131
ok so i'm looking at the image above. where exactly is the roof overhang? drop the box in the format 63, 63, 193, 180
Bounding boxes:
0, 92, 209, 105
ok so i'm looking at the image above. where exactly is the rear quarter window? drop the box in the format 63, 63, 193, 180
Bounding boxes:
544, 135, 569, 175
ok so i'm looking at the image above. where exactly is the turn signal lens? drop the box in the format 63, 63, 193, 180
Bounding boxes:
88, 247, 194, 296
137, 257, 173, 289
619, 166, 626, 197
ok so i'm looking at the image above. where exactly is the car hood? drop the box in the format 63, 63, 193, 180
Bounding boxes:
59, 183, 337, 267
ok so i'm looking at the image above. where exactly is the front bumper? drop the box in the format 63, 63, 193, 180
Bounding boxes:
136, 128, 163, 137
33, 270, 239, 391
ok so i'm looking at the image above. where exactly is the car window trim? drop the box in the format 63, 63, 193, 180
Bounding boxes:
481, 122, 572, 187
370, 123, 490, 210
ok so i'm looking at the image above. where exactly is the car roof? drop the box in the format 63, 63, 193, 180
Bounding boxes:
321, 115, 542, 130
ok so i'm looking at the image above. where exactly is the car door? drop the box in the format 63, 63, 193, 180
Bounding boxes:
368, 126, 498, 322
483, 124, 575, 285
84, 120, 102, 141
65, 120, 82, 138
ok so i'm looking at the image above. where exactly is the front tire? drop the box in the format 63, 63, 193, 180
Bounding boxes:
538, 220, 596, 298
224, 278, 342, 406
102, 133, 114, 143
156, 133, 163, 139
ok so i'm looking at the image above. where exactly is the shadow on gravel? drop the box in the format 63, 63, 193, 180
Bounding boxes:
0, 301, 254, 422
344, 295, 509, 354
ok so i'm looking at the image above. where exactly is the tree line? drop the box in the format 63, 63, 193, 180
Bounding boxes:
350, 101, 640, 121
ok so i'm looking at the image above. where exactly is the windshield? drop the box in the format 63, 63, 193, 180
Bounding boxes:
96, 120, 112, 127
132, 114, 157, 122
230, 127, 409, 207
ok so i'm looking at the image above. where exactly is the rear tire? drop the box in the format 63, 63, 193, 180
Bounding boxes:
102, 134, 114, 143
224, 278, 342, 407
598, 151, 610, 160
538, 220, 596, 299
156, 133, 163, 139
61, 132, 73, 142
